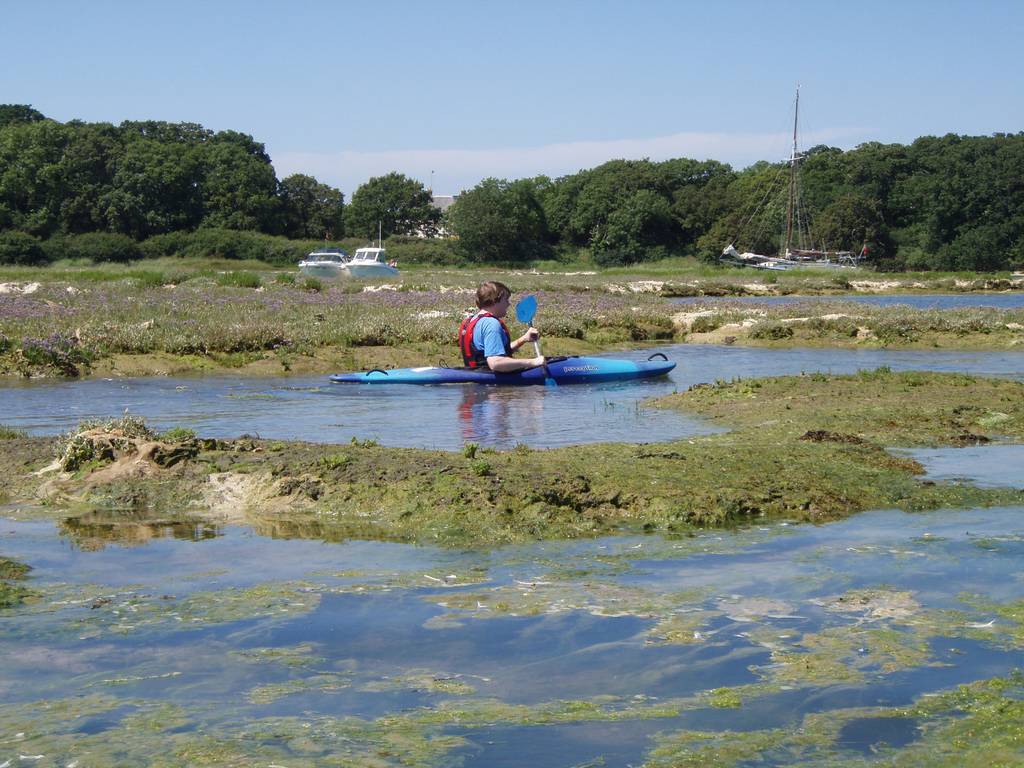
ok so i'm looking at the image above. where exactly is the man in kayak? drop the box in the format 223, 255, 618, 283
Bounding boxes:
459, 281, 545, 373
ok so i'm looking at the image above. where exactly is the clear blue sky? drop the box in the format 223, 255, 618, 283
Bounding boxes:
4, 0, 1022, 195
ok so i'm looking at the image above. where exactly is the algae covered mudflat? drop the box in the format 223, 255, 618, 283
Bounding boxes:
2, 370, 1024, 543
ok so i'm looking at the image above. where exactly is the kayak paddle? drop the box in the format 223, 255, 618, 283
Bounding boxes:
514, 294, 556, 387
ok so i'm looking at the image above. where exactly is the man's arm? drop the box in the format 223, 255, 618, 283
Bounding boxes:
486, 353, 546, 373
481, 321, 542, 372
509, 326, 539, 352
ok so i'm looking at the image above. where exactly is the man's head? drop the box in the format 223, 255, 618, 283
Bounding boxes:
475, 281, 511, 310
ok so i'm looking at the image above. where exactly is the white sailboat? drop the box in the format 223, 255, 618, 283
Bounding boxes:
722, 87, 863, 271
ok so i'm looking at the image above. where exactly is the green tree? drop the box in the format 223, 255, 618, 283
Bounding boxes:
196, 133, 280, 232
0, 119, 72, 235
667, 160, 735, 251
813, 192, 890, 258
447, 178, 551, 263
0, 104, 46, 128
345, 172, 439, 239
119, 120, 213, 145
0, 230, 47, 265
538, 170, 589, 245
568, 160, 671, 247
593, 189, 674, 265
279, 174, 345, 239
54, 122, 124, 234
101, 137, 202, 238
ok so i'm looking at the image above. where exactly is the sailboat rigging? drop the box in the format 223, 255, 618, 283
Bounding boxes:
721, 87, 863, 270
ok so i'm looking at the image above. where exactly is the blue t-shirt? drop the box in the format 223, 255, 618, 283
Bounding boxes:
472, 315, 510, 358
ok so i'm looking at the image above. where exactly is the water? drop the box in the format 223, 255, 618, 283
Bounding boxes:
2, 345, 1023, 448
900, 443, 1024, 489
2, 502, 1022, 766
671, 292, 1024, 309
3, 347, 1024, 764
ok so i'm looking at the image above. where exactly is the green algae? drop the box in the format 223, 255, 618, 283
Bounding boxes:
767, 626, 934, 686
247, 674, 352, 704
2, 563, 1022, 767
642, 674, 1024, 767
728, 588, 952, 693
0, 554, 34, 607
391, 695, 686, 728
957, 596, 1024, 649
423, 579, 710, 630
0, 693, 688, 768
0, 581, 34, 607
73, 582, 321, 639
654, 368, 1024, 447
645, 611, 719, 645
0, 580, 320, 643
359, 671, 479, 696
643, 726, 798, 767
706, 687, 744, 708
903, 673, 1024, 766
234, 642, 324, 669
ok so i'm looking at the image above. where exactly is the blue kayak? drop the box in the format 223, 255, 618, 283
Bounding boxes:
329, 354, 675, 386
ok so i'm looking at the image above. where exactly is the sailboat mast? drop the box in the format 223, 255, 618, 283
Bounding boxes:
784, 85, 800, 255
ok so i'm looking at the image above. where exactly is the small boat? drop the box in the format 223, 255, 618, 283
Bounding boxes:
298, 247, 349, 279
345, 246, 399, 278
329, 354, 675, 386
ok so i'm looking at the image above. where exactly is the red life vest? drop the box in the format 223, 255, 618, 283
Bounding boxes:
458, 311, 512, 368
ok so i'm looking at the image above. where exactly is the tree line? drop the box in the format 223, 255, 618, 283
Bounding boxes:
2, 104, 1022, 271
452, 134, 1024, 271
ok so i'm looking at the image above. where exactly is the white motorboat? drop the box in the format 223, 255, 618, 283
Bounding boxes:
345, 246, 399, 278
298, 247, 349, 279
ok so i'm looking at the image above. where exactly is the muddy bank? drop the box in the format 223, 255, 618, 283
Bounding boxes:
3, 370, 1023, 547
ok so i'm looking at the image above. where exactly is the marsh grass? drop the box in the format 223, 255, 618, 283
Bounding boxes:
215, 271, 262, 289
0, 273, 676, 375
682, 301, 1024, 347
2, 260, 1023, 376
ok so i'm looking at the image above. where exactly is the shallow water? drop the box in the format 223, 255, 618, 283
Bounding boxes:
901, 443, 1024, 489
3, 346, 1024, 764
2, 499, 1023, 767
3, 345, 1024, 449
671, 292, 1024, 309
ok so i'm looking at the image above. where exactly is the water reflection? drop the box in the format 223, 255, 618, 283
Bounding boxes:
58, 510, 222, 549
457, 386, 544, 447
836, 716, 923, 754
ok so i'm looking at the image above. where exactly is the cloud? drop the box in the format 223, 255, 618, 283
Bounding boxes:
271, 128, 862, 195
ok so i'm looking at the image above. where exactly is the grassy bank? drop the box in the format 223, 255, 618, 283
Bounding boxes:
1, 259, 1023, 378
3, 370, 1023, 548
